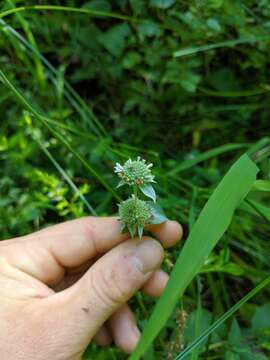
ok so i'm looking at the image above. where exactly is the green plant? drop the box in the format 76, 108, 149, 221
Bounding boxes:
129, 154, 259, 359
115, 157, 167, 238
1, 1, 270, 359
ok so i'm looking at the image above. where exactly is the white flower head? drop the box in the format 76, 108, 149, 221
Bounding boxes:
114, 157, 155, 187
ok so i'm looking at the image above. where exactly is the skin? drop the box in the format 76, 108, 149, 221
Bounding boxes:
0, 216, 183, 360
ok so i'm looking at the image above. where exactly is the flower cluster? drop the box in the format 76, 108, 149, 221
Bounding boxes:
118, 196, 152, 238
114, 157, 155, 187
115, 157, 167, 239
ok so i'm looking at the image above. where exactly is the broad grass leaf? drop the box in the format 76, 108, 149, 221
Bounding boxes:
129, 154, 258, 360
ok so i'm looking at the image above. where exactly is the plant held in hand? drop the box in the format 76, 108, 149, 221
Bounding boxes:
115, 157, 167, 239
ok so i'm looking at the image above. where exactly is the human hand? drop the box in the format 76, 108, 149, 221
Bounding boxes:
0, 217, 182, 360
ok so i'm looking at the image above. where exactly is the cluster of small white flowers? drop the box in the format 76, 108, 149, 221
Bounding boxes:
114, 156, 155, 186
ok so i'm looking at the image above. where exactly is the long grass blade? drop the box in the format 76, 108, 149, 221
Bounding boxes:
173, 35, 270, 57
174, 275, 270, 360
244, 199, 270, 224
129, 154, 258, 360
0, 5, 136, 22
198, 86, 269, 98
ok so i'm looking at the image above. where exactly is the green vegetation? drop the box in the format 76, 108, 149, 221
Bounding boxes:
1, 1, 270, 359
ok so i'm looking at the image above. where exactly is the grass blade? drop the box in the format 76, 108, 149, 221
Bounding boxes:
198, 86, 269, 98
174, 275, 270, 360
0, 18, 107, 138
252, 180, 270, 192
244, 199, 270, 224
0, 70, 120, 201
173, 35, 270, 57
168, 143, 248, 175
129, 154, 258, 360
0, 4, 136, 22
34, 135, 97, 216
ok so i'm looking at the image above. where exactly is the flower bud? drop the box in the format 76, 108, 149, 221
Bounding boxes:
118, 195, 152, 238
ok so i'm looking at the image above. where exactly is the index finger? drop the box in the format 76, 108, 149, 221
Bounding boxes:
31, 217, 183, 266
4, 217, 182, 286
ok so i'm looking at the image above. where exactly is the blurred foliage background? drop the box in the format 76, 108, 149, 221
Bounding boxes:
0, 0, 270, 359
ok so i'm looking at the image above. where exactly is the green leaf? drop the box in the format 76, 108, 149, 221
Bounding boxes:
35, 137, 97, 216
140, 184, 156, 202
225, 351, 241, 360
150, 0, 175, 9
83, 0, 112, 12
228, 319, 242, 347
201, 260, 245, 276
168, 143, 248, 175
184, 308, 212, 351
120, 221, 127, 233
251, 303, 270, 333
98, 23, 131, 57
138, 225, 144, 239
117, 180, 126, 188
174, 275, 270, 360
137, 21, 162, 39
0, 70, 121, 202
129, 154, 258, 360
252, 180, 270, 192
128, 224, 136, 238
149, 203, 168, 224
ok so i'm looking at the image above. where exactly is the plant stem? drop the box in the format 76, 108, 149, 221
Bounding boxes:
134, 185, 138, 199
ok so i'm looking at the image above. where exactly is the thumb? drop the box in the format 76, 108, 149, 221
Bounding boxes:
45, 237, 163, 351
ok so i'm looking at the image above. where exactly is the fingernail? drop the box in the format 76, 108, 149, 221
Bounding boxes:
131, 240, 164, 274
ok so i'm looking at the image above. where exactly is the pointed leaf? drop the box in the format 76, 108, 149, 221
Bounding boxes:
117, 180, 126, 188
149, 203, 168, 224
120, 221, 127, 233
138, 225, 144, 239
128, 224, 136, 238
140, 184, 156, 202
228, 319, 242, 347
252, 180, 270, 192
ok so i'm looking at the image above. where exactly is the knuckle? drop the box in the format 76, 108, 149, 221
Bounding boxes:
89, 268, 120, 309
81, 218, 96, 240
81, 218, 99, 253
